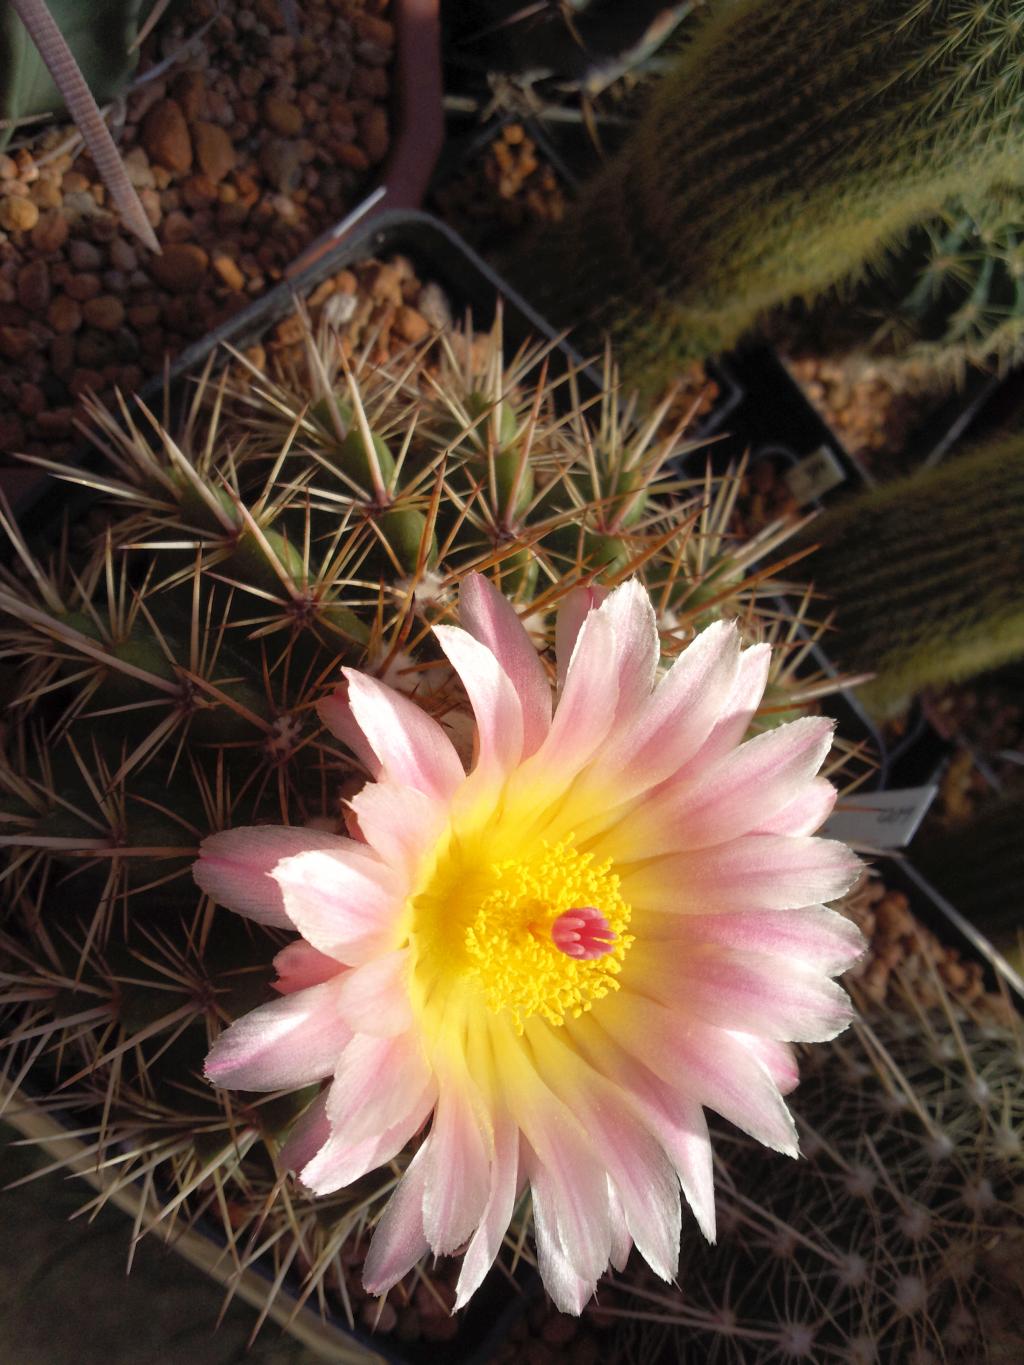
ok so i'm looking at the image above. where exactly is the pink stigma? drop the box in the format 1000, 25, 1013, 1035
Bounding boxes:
551, 907, 616, 960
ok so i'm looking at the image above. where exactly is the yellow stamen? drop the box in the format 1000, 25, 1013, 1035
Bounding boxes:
412, 834, 633, 1034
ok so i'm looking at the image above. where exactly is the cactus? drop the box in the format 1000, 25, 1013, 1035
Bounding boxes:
851, 184, 1024, 374
795, 435, 1024, 715
914, 794, 1024, 960
593, 969, 1024, 1364
0, 293, 849, 1343
512, 0, 1024, 391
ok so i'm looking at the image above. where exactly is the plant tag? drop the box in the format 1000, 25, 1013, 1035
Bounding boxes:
821, 785, 939, 850
785, 445, 847, 505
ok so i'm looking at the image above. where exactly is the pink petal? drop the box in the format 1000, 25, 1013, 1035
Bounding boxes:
333, 949, 413, 1037
362, 1143, 431, 1296
529, 1160, 607, 1316
600, 992, 799, 1156
195, 826, 360, 928
530, 1027, 680, 1283
554, 583, 609, 690
511, 608, 619, 791
302, 1054, 436, 1195
316, 689, 381, 776
674, 906, 867, 975
341, 668, 464, 799
596, 579, 659, 726
755, 777, 837, 836
623, 834, 862, 914
325, 1032, 435, 1150
454, 1112, 520, 1309
574, 1018, 716, 1243
648, 716, 837, 852
434, 623, 524, 792
629, 941, 856, 1042
273, 941, 346, 994
607, 1186, 633, 1273
685, 641, 771, 770
421, 1076, 492, 1255
347, 780, 447, 883
278, 1090, 330, 1173
497, 1029, 611, 1288
737, 1034, 800, 1095
271, 846, 400, 965
460, 573, 551, 757
587, 619, 742, 802
205, 975, 351, 1091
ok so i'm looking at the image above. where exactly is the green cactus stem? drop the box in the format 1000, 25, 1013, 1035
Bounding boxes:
797, 435, 1024, 715
514, 0, 1024, 390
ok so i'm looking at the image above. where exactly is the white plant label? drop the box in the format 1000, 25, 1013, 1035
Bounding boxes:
822, 785, 939, 850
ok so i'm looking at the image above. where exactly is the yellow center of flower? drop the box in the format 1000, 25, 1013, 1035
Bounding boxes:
411, 832, 633, 1035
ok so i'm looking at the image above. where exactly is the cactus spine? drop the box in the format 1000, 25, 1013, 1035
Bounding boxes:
797, 436, 1024, 714
515, 0, 1024, 390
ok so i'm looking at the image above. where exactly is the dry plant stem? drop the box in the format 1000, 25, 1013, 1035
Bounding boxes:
8, 0, 160, 253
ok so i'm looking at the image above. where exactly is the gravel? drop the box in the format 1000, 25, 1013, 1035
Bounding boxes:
0, 0, 394, 465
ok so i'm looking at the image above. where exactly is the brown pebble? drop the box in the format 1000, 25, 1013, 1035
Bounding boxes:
211, 252, 245, 292
65, 273, 102, 302
359, 106, 389, 164
17, 259, 51, 311
335, 142, 369, 172
192, 121, 236, 183
82, 295, 125, 331
182, 174, 219, 208
161, 210, 195, 244
262, 94, 303, 137
238, 68, 264, 98
0, 154, 17, 180
49, 333, 76, 375
0, 196, 40, 232
0, 412, 25, 447
354, 14, 395, 47
69, 368, 106, 398
170, 70, 206, 122
30, 178, 63, 210
141, 99, 194, 174
149, 242, 209, 292
0, 325, 39, 359
61, 170, 89, 194
260, 138, 304, 193
28, 208, 68, 255
69, 239, 103, 270
35, 408, 75, 437
17, 382, 46, 418
394, 305, 430, 345
48, 294, 83, 334
109, 239, 138, 272
126, 303, 161, 329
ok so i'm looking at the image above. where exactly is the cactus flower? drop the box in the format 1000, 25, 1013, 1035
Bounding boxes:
196, 576, 864, 1313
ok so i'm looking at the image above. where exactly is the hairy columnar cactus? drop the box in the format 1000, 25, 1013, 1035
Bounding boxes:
797, 436, 1024, 715
515, 0, 1024, 390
